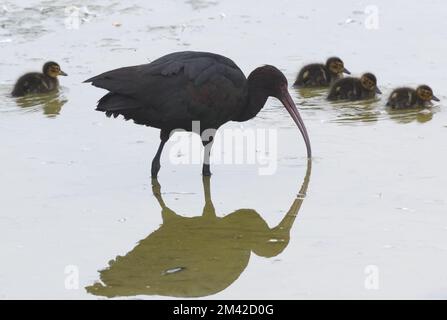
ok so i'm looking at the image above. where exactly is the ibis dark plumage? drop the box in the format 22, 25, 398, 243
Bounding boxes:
85, 51, 311, 177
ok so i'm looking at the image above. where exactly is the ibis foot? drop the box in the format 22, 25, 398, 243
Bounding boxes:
151, 130, 169, 178
202, 164, 212, 176
151, 161, 161, 178
151, 178, 161, 195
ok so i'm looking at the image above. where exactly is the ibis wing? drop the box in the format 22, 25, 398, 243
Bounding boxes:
84, 66, 145, 96
85, 51, 247, 128
85, 51, 244, 96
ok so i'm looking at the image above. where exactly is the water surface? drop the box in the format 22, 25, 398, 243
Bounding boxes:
1, 0, 447, 299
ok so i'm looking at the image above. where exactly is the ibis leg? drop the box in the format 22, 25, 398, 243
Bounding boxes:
201, 176, 216, 218
202, 138, 214, 176
151, 130, 169, 178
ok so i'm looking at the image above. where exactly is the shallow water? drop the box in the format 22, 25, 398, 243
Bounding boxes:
1, 0, 447, 299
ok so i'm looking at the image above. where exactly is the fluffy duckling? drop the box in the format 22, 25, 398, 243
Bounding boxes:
327, 73, 381, 101
11, 61, 67, 97
293, 57, 350, 87
386, 85, 439, 109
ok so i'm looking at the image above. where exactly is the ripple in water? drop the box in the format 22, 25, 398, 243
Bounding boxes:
291, 87, 441, 126
0, 84, 68, 117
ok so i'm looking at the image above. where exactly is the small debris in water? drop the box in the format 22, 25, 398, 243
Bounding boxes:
112, 22, 122, 27
41, 160, 57, 165
383, 244, 394, 249
162, 267, 185, 275
118, 218, 127, 223
344, 18, 355, 24
268, 238, 285, 243
176, 150, 184, 157
82, 6, 95, 17
396, 207, 415, 212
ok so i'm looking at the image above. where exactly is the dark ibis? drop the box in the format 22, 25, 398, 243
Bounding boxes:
85, 51, 311, 177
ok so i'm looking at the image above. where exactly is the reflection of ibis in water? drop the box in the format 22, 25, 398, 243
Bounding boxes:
86, 162, 311, 298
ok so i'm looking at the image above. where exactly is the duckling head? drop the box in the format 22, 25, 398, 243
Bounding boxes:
326, 57, 350, 76
416, 85, 439, 102
360, 73, 381, 94
43, 61, 67, 78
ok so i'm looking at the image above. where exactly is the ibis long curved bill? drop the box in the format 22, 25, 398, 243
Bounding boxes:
280, 89, 312, 159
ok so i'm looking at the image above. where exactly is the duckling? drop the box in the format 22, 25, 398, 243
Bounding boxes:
293, 57, 350, 87
386, 85, 439, 109
11, 61, 67, 97
327, 73, 381, 101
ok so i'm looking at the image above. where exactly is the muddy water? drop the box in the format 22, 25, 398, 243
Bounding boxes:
1, 0, 447, 299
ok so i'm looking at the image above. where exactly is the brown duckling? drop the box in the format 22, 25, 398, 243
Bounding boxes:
11, 61, 67, 97
327, 73, 381, 101
386, 85, 439, 109
293, 57, 350, 88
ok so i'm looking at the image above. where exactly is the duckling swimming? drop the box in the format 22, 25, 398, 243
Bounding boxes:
327, 73, 381, 101
386, 85, 439, 109
293, 57, 350, 88
11, 61, 67, 97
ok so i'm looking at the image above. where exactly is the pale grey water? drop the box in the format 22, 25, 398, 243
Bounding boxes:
1, 0, 447, 299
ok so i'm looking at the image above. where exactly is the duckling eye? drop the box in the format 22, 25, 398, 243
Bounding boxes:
362, 78, 374, 89
330, 62, 341, 72
421, 90, 432, 99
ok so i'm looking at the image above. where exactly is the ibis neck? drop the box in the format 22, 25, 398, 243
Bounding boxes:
234, 82, 269, 122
